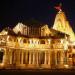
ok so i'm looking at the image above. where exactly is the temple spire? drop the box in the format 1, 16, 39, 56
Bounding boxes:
53, 4, 75, 41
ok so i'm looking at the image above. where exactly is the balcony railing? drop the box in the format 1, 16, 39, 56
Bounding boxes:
0, 41, 64, 50
14, 43, 51, 49
20, 44, 51, 49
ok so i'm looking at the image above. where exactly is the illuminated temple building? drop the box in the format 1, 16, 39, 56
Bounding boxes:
0, 9, 75, 69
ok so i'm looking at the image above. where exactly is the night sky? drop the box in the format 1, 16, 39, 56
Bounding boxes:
0, 0, 75, 32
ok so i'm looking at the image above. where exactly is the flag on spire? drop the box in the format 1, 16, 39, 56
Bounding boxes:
54, 3, 62, 11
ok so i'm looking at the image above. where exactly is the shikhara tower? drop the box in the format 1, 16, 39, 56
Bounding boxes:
53, 7, 75, 42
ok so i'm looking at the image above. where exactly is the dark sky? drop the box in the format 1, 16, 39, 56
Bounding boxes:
0, 0, 75, 32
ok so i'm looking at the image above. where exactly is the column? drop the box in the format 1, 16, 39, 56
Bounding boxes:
51, 51, 55, 68
10, 50, 12, 64
46, 51, 48, 64
6, 49, 8, 64
44, 51, 46, 64
25, 51, 28, 64
6, 49, 10, 64
48, 51, 50, 66
33, 51, 35, 65
29, 51, 31, 64
55, 51, 57, 65
60, 51, 64, 65
64, 51, 68, 64
3, 48, 7, 65
12, 50, 15, 65
15, 49, 18, 65
21, 50, 23, 64
36, 51, 38, 65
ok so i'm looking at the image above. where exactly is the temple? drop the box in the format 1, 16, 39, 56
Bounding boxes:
0, 8, 75, 69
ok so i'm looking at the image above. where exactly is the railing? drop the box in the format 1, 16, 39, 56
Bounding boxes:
19, 44, 51, 49
0, 41, 64, 49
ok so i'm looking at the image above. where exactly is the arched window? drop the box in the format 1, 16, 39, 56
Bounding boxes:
18, 31, 21, 35
57, 39, 61, 43
8, 37, 12, 41
40, 40, 45, 44
14, 38, 16, 42
51, 40, 55, 44
23, 39, 27, 43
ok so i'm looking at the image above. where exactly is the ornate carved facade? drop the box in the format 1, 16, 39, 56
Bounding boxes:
0, 10, 75, 69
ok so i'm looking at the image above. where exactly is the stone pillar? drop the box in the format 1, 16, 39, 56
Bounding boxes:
60, 51, 64, 68
55, 51, 57, 65
64, 51, 68, 64
3, 48, 7, 65
13, 49, 17, 65
25, 51, 28, 64
16, 49, 20, 65
48, 52, 50, 66
6, 49, 10, 65
33, 51, 35, 65
10, 50, 12, 64
44, 51, 46, 64
12, 50, 14, 64
37, 51, 38, 65
60, 51, 63, 64
18, 50, 20, 64
29, 51, 31, 64
51, 50, 55, 68
21, 50, 23, 64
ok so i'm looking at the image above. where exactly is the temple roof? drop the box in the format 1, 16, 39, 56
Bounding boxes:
0, 27, 68, 39
23, 19, 45, 27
